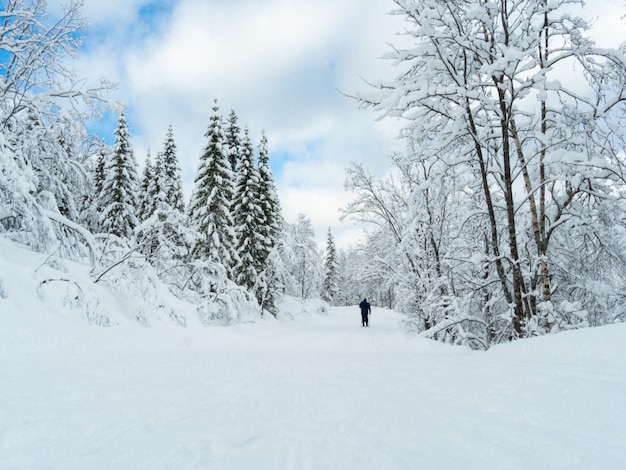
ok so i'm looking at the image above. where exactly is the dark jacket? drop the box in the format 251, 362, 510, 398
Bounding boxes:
359, 299, 371, 315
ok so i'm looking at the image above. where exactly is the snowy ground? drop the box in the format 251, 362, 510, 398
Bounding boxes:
1, 240, 626, 469
2, 304, 626, 469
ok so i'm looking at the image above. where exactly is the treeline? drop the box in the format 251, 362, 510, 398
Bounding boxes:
81, 102, 286, 314
0, 0, 330, 325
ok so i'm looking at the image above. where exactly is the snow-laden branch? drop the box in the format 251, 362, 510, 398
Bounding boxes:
419, 315, 488, 339
43, 209, 96, 266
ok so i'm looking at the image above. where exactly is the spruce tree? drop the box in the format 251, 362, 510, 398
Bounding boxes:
188, 100, 238, 272
84, 143, 109, 233
322, 227, 338, 303
137, 149, 189, 263
225, 110, 242, 173
99, 112, 139, 239
94, 144, 108, 200
149, 151, 167, 211
137, 150, 154, 223
233, 128, 263, 290
161, 126, 185, 213
257, 130, 282, 252
254, 130, 283, 311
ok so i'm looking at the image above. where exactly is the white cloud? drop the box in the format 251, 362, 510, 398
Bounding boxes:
71, 0, 406, 249
578, 1, 626, 48
61, 0, 622, 250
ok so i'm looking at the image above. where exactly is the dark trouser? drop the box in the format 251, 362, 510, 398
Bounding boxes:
361, 313, 368, 326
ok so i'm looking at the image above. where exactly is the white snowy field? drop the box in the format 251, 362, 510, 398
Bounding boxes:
2, 241, 626, 469
2, 306, 626, 469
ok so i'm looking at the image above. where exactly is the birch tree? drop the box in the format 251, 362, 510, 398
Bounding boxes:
0, 0, 111, 257
354, 0, 626, 344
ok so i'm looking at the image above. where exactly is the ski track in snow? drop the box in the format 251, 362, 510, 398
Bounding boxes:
2, 306, 626, 469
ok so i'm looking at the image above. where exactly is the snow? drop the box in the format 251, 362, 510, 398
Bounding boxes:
1, 240, 626, 469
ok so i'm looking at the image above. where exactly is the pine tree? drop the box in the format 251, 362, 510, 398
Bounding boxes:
257, 130, 282, 253
161, 126, 185, 213
149, 151, 167, 212
188, 100, 238, 272
225, 110, 242, 173
83, 143, 109, 233
137, 150, 154, 223
254, 130, 283, 311
136, 149, 190, 263
94, 144, 108, 201
99, 112, 139, 239
322, 227, 338, 303
233, 128, 263, 290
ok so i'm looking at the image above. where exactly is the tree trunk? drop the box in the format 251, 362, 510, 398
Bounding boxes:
496, 84, 527, 336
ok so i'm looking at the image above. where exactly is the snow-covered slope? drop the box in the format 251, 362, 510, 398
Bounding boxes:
1, 238, 625, 469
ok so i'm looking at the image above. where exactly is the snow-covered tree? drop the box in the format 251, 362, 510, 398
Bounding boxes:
256, 131, 282, 258
188, 100, 238, 273
321, 227, 338, 303
149, 152, 167, 214
343, 152, 463, 331
0, 0, 110, 258
1, 114, 95, 259
333, 241, 395, 309
225, 110, 242, 173
137, 151, 155, 222
233, 129, 263, 290
161, 126, 185, 213
99, 112, 139, 239
255, 130, 283, 309
80, 142, 109, 234
135, 127, 190, 264
281, 214, 323, 300
93, 144, 108, 204
0, 0, 109, 129
352, 0, 626, 346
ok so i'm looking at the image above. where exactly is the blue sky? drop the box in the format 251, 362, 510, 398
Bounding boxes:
45, 0, 623, 249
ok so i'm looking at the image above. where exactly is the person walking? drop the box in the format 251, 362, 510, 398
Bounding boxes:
359, 298, 371, 327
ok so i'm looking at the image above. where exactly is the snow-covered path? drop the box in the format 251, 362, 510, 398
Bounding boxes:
2, 306, 626, 469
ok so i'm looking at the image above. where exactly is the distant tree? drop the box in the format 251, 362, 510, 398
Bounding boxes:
334, 248, 362, 307
256, 130, 282, 256
233, 129, 263, 290
81, 142, 109, 234
161, 126, 185, 213
136, 146, 191, 265
137, 150, 155, 222
255, 131, 284, 310
188, 100, 238, 273
148, 151, 167, 213
321, 227, 338, 303
136, 127, 191, 263
282, 214, 323, 299
225, 110, 242, 173
93, 144, 108, 202
99, 112, 139, 239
